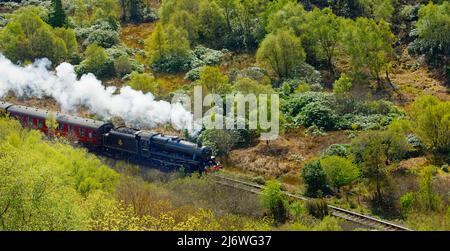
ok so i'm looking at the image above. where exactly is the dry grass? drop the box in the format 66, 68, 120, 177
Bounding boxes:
391, 48, 449, 102
120, 22, 156, 50
228, 131, 350, 178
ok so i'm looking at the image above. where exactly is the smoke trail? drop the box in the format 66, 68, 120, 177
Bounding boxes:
0, 54, 195, 133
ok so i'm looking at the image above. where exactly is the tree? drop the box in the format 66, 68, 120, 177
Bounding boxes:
0, 6, 76, 64
260, 180, 287, 223
410, 96, 450, 157
114, 55, 133, 77
48, 0, 68, 28
45, 112, 59, 137
53, 28, 78, 56
359, 0, 394, 22
414, 2, 450, 63
320, 156, 360, 194
301, 160, 329, 197
0, 117, 119, 230
265, 0, 305, 35
77, 44, 112, 77
351, 129, 409, 203
341, 18, 396, 87
233, 77, 274, 95
127, 71, 159, 95
31, 26, 68, 64
302, 8, 341, 73
333, 73, 353, 94
417, 166, 441, 212
198, 0, 227, 48
197, 129, 240, 158
256, 29, 306, 79
197, 66, 232, 94
145, 23, 191, 73
169, 10, 199, 44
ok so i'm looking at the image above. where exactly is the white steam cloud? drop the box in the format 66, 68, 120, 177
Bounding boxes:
0, 54, 195, 133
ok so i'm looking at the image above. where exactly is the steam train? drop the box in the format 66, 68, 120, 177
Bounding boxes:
0, 101, 221, 173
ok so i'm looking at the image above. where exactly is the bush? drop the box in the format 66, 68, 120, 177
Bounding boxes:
410, 2, 450, 64
302, 160, 329, 197
197, 129, 241, 158
114, 55, 133, 77
260, 181, 287, 223
320, 156, 360, 193
84, 29, 120, 48
322, 144, 351, 158
306, 199, 329, 219
76, 44, 114, 78
296, 102, 337, 130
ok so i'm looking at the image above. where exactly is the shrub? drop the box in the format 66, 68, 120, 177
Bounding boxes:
306, 199, 329, 219
114, 55, 133, 77
320, 156, 360, 193
260, 181, 287, 223
127, 72, 158, 95
84, 29, 119, 48
197, 129, 240, 158
296, 102, 337, 130
322, 144, 351, 158
76, 44, 114, 77
302, 160, 329, 197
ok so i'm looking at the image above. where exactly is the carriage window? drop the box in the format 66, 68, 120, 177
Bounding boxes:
88, 131, 93, 138
79, 128, 85, 137
68, 125, 73, 132
58, 123, 64, 131
27, 117, 33, 126
37, 119, 43, 129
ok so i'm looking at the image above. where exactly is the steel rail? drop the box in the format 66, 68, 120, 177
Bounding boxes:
212, 174, 411, 231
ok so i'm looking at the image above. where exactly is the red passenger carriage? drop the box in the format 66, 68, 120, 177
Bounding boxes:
1, 102, 113, 148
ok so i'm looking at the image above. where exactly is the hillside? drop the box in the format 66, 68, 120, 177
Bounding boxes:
0, 0, 449, 231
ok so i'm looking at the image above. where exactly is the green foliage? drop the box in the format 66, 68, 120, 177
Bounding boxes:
301, 160, 329, 197
198, 0, 227, 48
314, 216, 342, 231
197, 129, 240, 157
260, 180, 287, 223
168, 10, 198, 43
145, 23, 191, 73
297, 102, 337, 130
305, 199, 329, 219
400, 192, 414, 217
351, 129, 410, 202
266, 0, 305, 35
322, 144, 351, 158
196, 66, 232, 94
358, 0, 394, 22
320, 156, 360, 192
256, 29, 306, 79
127, 71, 159, 95
333, 73, 353, 94
84, 29, 120, 49
410, 96, 450, 157
0, 117, 118, 230
0, 6, 77, 64
341, 17, 395, 85
411, 2, 450, 63
114, 55, 133, 77
301, 7, 341, 71
119, 0, 157, 24
76, 44, 114, 77
48, 0, 68, 28
417, 166, 442, 212
233, 77, 274, 95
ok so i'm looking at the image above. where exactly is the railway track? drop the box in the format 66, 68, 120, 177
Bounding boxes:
212, 174, 411, 231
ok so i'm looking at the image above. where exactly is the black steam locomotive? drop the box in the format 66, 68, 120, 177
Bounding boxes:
0, 101, 221, 173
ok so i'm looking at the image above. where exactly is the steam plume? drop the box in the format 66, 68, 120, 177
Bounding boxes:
0, 54, 195, 133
